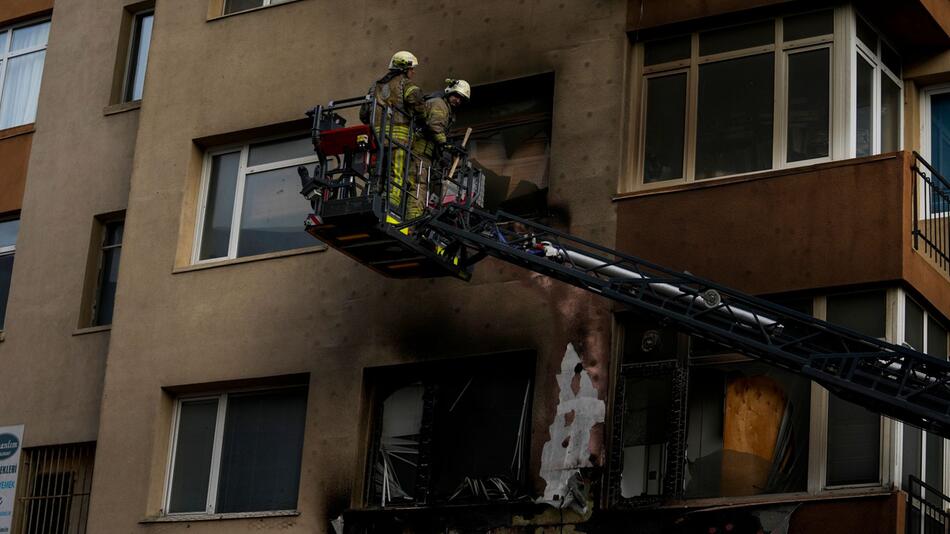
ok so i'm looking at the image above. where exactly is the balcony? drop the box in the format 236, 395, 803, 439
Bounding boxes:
614, 151, 950, 318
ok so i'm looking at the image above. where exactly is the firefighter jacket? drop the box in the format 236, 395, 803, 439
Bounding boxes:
413, 92, 455, 158
359, 71, 425, 128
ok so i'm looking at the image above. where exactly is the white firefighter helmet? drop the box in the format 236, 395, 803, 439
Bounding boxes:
389, 51, 419, 70
445, 79, 471, 100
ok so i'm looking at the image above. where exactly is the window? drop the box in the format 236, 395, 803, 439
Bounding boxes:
612, 315, 809, 503
854, 14, 902, 156
223, 0, 294, 15
636, 10, 834, 186
0, 218, 19, 330
165, 386, 308, 515
367, 355, 533, 506
901, 296, 948, 510
124, 10, 153, 102
12, 442, 96, 534
92, 218, 123, 326
194, 135, 319, 262
824, 291, 886, 486
0, 19, 49, 130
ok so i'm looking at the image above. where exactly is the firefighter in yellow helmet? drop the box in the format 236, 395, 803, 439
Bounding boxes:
410, 78, 471, 217
359, 51, 426, 220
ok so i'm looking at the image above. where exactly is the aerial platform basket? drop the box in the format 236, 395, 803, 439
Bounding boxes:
297, 95, 485, 280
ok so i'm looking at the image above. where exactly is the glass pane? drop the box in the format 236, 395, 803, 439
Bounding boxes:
168, 399, 219, 513
685, 363, 809, 498
127, 13, 153, 102
826, 291, 886, 338
903, 425, 922, 491
621, 373, 672, 498
10, 21, 49, 51
644, 74, 686, 183
0, 254, 13, 331
0, 50, 46, 129
906, 297, 924, 351
216, 387, 307, 513
699, 20, 774, 56
224, 0, 267, 15
881, 42, 900, 76
104, 220, 123, 247
930, 92, 950, 213
94, 246, 121, 326
881, 73, 901, 153
247, 136, 313, 167
856, 55, 873, 158
783, 10, 834, 41
856, 15, 877, 52
695, 54, 774, 179
198, 152, 240, 260
925, 433, 944, 505
237, 165, 316, 257
787, 48, 829, 162
0, 219, 20, 249
927, 316, 948, 358
826, 393, 880, 486
371, 385, 424, 505
644, 35, 690, 66
0, 32, 7, 54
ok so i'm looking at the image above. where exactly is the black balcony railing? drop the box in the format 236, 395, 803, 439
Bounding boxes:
912, 152, 950, 276
908, 475, 950, 534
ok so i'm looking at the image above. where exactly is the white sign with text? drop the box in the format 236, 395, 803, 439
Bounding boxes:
0, 425, 24, 534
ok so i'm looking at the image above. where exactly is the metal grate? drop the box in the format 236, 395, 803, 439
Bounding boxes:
12, 442, 95, 534
907, 475, 950, 534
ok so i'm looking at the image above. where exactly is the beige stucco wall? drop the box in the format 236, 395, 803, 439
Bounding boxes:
84, 1, 627, 532
0, 0, 136, 447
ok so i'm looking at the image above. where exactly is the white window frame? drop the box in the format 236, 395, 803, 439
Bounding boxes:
121, 9, 154, 103
192, 134, 318, 264
808, 289, 899, 493
893, 290, 950, 516
162, 385, 306, 516
918, 83, 950, 219
849, 11, 903, 158
0, 17, 50, 130
632, 9, 839, 190
223, 0, 293, 15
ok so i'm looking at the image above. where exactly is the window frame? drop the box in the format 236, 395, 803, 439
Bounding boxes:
0, 17, 51, 131
162, 385, 306, 516
191, 133, 319, 264
222, 0, 292, 15
121, 8, 154, 103
632, 10, 836, 191
0, 216, 19, 332
917, 83, 950, 219
90, 216, 124, 327
894, 291, 950, 511
850, 12, 903, 158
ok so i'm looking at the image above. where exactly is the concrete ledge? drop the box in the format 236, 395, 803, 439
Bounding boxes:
141, 510, 299, 523
103, 101, 142, 116
73, 325, 112, 336
173, 244, 327, 274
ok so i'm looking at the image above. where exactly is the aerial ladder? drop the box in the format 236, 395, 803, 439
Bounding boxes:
297, 96, 950, 439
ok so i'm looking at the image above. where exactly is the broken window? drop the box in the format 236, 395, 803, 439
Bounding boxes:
685, 361, 810, 498
367, 354, 533, 507
453, 74, 552, 215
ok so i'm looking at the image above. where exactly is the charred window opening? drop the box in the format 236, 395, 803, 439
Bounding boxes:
367, 353, 534, 507
453, 73, 553, 216
610, 313, 811, 504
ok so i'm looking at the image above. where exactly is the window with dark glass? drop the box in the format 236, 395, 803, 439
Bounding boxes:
643, 74, 686, 183
92, 219, 123, 326
124, 10, 153, 102
787, 48, 830, 162
854, 13, 902, 156
0, 219, 18, 330
825, 291, 885, 486
166, 386, 308, 514
196, 135, 319, 262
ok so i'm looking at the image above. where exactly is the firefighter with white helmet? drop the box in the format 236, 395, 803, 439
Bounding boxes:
409, 78, 471, 217
359, 51, 426, 219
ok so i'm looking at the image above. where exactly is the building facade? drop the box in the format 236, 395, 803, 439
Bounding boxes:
0, 0, 946, 532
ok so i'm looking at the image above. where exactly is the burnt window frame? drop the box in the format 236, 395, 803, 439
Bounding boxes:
362, 352, 535, 508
